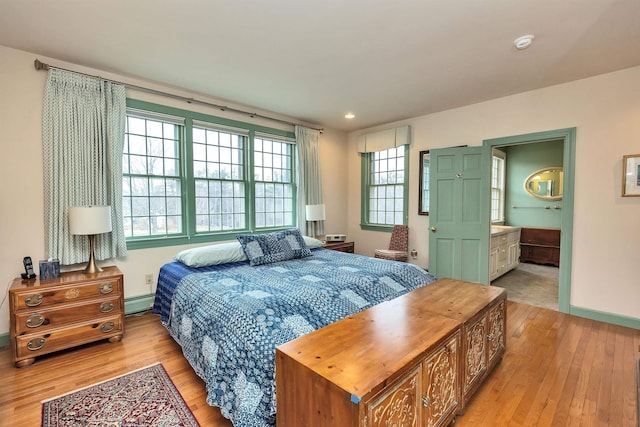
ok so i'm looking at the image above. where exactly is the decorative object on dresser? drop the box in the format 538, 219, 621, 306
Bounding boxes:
9, 266, 124, 368
42, 363, 199, 427
68, 205, 113, 274
519, 227, 561, 267
322, 240, 354, 253
374, 224, 409, 262
489, 226, 521, 281
276, 279, 506, 426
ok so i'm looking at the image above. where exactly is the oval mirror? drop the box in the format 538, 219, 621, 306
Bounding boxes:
524, 167, 563, 200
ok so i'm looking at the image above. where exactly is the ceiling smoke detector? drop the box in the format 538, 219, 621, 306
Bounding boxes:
514, 34, 535, 50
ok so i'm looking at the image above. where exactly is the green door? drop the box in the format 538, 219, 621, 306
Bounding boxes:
428, 146, 490, 283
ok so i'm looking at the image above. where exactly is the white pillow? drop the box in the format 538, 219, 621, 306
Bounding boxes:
302, 235, 324, 249
174, 241, 248, 267
174, 235, 324, 267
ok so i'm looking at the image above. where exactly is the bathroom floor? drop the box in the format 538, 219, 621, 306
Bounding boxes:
491, 262, 559, 311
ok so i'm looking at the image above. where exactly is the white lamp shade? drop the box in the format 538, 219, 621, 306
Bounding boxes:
305, 204, 326, 221
69, 206, 112, 235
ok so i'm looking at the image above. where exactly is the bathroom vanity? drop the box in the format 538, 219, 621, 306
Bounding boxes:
489, 226, 521, 281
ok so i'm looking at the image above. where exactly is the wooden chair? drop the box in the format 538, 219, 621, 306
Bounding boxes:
374, 225, 409, 262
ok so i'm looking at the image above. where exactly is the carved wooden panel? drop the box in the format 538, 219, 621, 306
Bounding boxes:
464, 315, 487, 393
422, 332, 459, 427
367, 367, 420, 427
487, 300, 505, 366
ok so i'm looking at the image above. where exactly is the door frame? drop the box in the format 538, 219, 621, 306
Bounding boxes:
483, 128, 575, 313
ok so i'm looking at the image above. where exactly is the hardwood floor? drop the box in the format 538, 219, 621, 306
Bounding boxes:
1, 303, 638, 426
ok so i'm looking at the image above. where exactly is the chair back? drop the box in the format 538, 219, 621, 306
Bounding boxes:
388, 225, 408, 251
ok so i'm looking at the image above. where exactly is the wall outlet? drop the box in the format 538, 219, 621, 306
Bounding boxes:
145, 274, 154, 285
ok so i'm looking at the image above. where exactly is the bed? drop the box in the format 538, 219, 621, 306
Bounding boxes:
153, 235, 436, 427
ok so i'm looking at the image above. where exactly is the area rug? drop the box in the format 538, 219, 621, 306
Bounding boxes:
42, 363, 200, 427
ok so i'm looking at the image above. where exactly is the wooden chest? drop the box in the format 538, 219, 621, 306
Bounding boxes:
275, 279, 506, 426
276, 289, 461, 427
411, 278, 507, 411
9, 266, 125, 367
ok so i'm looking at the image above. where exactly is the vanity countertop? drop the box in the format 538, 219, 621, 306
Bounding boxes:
491, 225, 521, 236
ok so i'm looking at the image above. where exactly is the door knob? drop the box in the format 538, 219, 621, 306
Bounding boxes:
431, 227, 437, 233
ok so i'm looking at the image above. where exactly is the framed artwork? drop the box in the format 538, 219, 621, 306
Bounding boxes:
418, 150, 429, 215
622, 154, 640, 197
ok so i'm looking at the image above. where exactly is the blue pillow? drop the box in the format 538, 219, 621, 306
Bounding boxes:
236, 229, 312, 266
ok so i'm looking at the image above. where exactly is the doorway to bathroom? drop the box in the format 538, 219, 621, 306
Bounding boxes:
484, 128, 575, 313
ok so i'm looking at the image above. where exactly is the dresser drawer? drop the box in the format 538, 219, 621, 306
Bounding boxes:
11, 279, 122, 310
14, 315, 124, 359
13, 296, 122, 335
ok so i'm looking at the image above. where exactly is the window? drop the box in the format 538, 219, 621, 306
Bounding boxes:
491, 149, 506, 223
192, 123, 247, 232
122, 111, 184, 238
123, 100, 297, 249
254, 135, 295, 228
362, 146, 408, 229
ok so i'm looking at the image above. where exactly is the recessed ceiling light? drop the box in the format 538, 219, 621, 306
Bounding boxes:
345, 113, 355, 119
514, 34, 535, 50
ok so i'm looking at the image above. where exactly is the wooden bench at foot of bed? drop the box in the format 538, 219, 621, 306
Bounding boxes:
276, 278, 506, 427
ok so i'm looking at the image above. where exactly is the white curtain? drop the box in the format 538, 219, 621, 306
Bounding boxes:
43, 68, 127, 265
295, 126, 324, 237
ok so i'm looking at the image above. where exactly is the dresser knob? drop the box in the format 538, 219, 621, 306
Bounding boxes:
99, 283, 114, 294
25, 314, 45, 328
27, 338, 46, 351
100, 302, 114, 313
25, 294, 43, 307
101, 321, 115, 333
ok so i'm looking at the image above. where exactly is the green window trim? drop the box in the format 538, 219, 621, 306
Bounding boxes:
360, 145, 410, 232
125, 99, 297, 250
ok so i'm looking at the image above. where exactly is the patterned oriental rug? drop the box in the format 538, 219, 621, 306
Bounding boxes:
41, 363, 200, 427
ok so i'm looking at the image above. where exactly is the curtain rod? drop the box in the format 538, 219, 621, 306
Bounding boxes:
34, 59, 323, 133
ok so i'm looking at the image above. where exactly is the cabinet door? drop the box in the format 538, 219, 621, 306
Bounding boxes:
487, 299, 506, 367
464, 315, 487, 395
365, 367, 420, 427
489, 247, 499, 280
422, 332, 459, 427
506, 242, 520, 270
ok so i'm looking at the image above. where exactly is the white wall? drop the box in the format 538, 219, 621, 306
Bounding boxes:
347, 66, 640, 321
0, 45, 348, 336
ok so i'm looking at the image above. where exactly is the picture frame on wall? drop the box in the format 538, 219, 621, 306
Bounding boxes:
622, 154, 640, 197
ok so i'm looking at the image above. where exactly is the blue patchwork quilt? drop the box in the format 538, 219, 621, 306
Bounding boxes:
157, 248, 436, 427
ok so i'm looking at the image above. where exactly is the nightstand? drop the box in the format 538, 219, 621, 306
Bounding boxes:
9, 266, 125, 368
322, 241, 355, 253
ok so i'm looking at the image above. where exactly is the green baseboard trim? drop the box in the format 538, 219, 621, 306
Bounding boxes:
125, 294, 156, 315
0, 332, 8, 349
569, 305, 640, 330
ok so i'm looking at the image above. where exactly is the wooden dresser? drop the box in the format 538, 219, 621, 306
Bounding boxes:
519, 227, 560, 267
9, 266, 125, 367
276, 279, 506, 427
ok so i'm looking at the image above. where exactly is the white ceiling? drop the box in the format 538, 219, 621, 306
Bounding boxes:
1, 0, 640, 131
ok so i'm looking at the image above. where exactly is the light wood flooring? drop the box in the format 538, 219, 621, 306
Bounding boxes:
1, 303, 638, 426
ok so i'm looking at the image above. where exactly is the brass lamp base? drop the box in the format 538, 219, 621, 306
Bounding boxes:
83, 234, 103, 274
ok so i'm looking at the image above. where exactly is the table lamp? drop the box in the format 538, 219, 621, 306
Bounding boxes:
305, 204, 325, 240
69, 206, 112, 274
